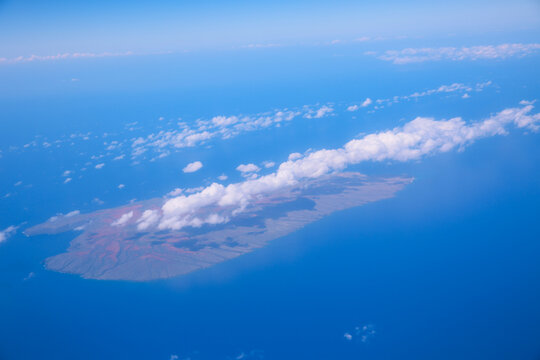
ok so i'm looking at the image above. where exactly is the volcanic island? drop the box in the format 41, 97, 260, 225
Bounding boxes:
25, 173, 412, 281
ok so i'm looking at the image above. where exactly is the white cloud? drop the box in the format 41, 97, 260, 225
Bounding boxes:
62, 170, 71, 177
288, 152, 303, 161
218, 174, 228, 181
183, 161, 203, 173
152, 103, 539, 232
0, 51, 135, 65
372, 43, 540, 64
347, 98, 371, 111
137, 209, 161, 231
64, 177, 72, 184
462, 93, 470, 99
65, 210, 80, 217
0, 225, 17, 243
167, 188, 184, 197
95, 163, 105, 169
212, 115, 238, 127
374, 81, 491, 108
118, 184, 125, 189
304, 105, 334, 119
111, 211, 134, 226
236, 163, 260, 174
262, 161, 275, 168
361, 98, 373, 107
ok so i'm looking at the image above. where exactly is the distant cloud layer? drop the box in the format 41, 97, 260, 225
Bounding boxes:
0, 51, 135, 64
130, 103, 539, 232
370, 43, 540, 64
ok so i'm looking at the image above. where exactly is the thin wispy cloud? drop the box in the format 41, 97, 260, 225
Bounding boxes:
0, 225, 18, 243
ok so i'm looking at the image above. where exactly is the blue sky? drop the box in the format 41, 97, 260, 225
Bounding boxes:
1, 0, 540, 58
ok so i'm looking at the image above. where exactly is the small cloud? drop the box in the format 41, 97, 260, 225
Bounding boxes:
344, 324, 376, 343
23, 272, 35, 281
62, 170, 71, 177
262, 161, 275, 168
520, 99, 536, 105
361, 98, 373, 107
95, 163, 105, 169
0, 225, 18, 243
92, 198, 104, 205
218, 174, 228, 181
113, 154, 125, 160
288, 152, 302, 161
111, 211, 134, 226
65, 210, 80, 217
354, 36, 371, 42
183, 161, 203, 173
347, 105, 359, 112
118, 184, 125, 189
169, 355, 179, 360
462, 93, 470, 99
14, 181, 22, 186
236, 163, 260, 174
167, 188, 183, 197
64, 177, 72, 184
305, 105, 334, 119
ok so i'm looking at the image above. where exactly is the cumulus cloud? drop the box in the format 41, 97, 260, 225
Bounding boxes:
262, 161, 275, 168
218, 174, 228, 181
111, 211, 134, 226
0, 226, 17, 243
136, 209, 160, 231
372, 43, 540, 64
142, 103, 539, 232
183, 161, 203, 173
95, 163, 105, 169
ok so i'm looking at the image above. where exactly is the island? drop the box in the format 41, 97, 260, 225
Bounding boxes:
25, 173, 413, 281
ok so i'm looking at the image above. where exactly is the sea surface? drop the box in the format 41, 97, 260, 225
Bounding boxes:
1, 43, 540, 359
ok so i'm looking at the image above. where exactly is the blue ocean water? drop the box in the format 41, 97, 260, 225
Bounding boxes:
1, 44, 540, 359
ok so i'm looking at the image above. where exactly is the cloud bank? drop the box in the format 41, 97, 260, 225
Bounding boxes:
371, 43, 540, 64
129, 103, 539, 232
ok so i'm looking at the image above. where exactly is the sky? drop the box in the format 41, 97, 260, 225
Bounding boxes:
1, 0, 540, 58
